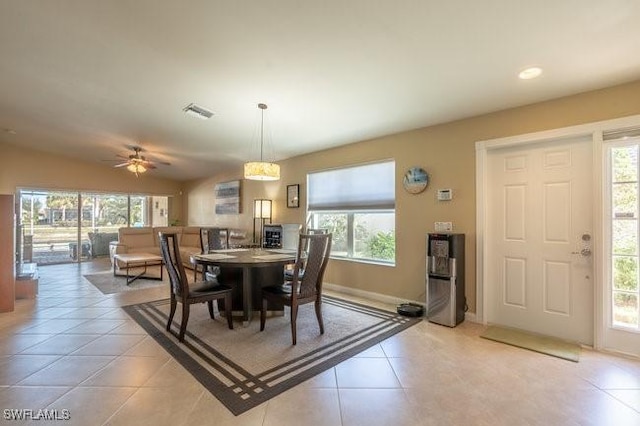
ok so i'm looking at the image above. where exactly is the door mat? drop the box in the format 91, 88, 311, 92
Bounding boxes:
123, 295, 421, 415
480, 325, 580, 362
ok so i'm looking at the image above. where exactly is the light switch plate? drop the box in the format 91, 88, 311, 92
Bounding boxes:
435, 222, 453, 232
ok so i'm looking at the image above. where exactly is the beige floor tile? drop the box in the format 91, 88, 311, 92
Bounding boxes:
57, 307, 121, 319
299, 368, 337, 389
142, 359, 201, 388
335, 357, 401, 388
184, 391, 267, 426
17, 318, 89, 335
63, 319, 128, 334
0, 333, 55, 355
104, 382, 204, 426
123, 336, 171, 359
81, 355, 169, 387
19, 334, 101, 355
47, 386, 137, 426
339, 388, 420, 426
0, 355, 62, 385
263, 388, 341, 426
606, 389, 640, 412
352, 343, 386, 358
17, 355, 115, 386
0, 386, 71, 411
107, 320, 147, 335
70, 334, 146, 356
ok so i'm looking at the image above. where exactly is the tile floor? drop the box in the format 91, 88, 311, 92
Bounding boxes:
0, 260, 639, 425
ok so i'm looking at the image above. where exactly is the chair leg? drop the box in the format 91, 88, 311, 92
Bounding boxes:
207, 300, 215, 319
291, 304, 298, 345
224, 294, 233, 329
179, 303, 190, 342
260, 298, 268, 331
315, 299, 324, 335
166, 297, 177, 332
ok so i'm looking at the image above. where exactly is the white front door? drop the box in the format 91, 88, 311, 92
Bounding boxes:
486, 136, 594, 344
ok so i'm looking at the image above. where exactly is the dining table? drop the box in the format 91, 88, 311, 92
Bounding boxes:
191, 248, 297, 325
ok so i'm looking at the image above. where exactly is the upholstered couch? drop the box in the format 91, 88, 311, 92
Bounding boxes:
110, 226, 202, 271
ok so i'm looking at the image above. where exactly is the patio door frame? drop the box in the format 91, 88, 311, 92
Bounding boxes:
476, 113, 640, 353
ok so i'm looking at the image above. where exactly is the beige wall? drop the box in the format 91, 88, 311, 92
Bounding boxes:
185, 79, 640, 312
0, 142, 184, 223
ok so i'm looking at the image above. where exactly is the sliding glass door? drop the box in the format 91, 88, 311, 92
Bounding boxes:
17, 189, 169, 266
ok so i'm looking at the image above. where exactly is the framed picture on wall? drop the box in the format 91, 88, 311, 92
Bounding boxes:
215, 180, 242, 214
287, 184, 300, 208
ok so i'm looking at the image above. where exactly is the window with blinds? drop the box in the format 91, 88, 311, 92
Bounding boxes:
307, 161, 396, 264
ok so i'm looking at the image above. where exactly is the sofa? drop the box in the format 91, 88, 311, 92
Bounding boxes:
110, 226, 202, 271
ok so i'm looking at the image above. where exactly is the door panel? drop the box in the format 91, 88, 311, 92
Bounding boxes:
487, 137, 593, 344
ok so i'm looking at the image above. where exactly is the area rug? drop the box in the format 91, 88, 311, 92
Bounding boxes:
480, 325, 580, 362
123, 295, 420, 415
84, 271, 167, 295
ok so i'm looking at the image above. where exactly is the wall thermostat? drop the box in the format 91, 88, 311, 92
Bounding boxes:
437, 189, 453, 201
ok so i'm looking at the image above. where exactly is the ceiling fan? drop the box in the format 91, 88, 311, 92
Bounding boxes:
108, 146, 171, 177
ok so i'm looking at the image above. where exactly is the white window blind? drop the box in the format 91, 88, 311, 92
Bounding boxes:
308, 161, 395, 211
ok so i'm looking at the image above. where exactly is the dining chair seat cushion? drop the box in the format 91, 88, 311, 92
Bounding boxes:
262, 284, 293, 295
189, 281, 232, 296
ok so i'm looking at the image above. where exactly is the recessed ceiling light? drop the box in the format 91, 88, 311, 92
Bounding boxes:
519, 67, 543, 80
183, 103, 214, 120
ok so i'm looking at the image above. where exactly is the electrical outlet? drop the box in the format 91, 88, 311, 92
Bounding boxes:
435, 222, 453, 232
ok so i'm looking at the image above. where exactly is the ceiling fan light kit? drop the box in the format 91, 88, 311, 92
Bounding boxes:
107, 145, 169, 177
244, 103, 280, 181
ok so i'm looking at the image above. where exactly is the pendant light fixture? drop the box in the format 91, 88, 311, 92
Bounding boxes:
244, 103, 280, 181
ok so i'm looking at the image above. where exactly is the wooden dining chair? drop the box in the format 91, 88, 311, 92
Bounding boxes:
159, 232, 233, 342
260, 232, 332, 345
195, 227, 229, 281
284, 228, 328, 283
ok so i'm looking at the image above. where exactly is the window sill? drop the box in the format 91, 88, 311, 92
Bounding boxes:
329, 255, 395, 268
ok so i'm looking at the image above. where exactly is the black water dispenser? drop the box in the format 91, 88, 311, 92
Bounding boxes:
426, 233, 465, 327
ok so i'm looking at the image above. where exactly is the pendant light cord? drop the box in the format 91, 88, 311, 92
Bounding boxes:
258, 103, 267, 162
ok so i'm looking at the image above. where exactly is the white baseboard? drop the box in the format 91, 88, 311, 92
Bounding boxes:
324, 282, 478, 323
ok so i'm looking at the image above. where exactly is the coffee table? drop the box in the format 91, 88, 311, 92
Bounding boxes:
113, 253, 164, 286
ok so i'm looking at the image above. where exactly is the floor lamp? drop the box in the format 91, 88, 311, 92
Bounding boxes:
253, 199, 272, 247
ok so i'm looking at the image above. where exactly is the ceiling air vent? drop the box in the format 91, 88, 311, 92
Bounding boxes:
183, 103, 214, 120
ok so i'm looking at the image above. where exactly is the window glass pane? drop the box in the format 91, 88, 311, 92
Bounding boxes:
81, 194, 129, 258
612, 146, 638, 183
613, 292, 639, 327
612, 183, 637, 219
20, 191, 80, 265
353, 213, 395, 262
130, 196, 149, 227
315, 213, 348, 256
613, 256, 638, 291
612, 220, 638, 255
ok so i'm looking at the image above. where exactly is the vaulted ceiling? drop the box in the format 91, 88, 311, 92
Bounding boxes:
1, 1, 640, 180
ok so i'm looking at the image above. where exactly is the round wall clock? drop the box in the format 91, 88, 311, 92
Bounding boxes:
403, 167, 429, 194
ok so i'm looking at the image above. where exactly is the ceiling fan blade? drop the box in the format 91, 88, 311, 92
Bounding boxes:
145, 163, 157, 169
113, 162, 130, 168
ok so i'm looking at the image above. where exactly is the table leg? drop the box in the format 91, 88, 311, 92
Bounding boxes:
242, 266, 252, 326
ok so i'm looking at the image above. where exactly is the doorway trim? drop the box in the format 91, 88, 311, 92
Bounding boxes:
476, 114, 640, 351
